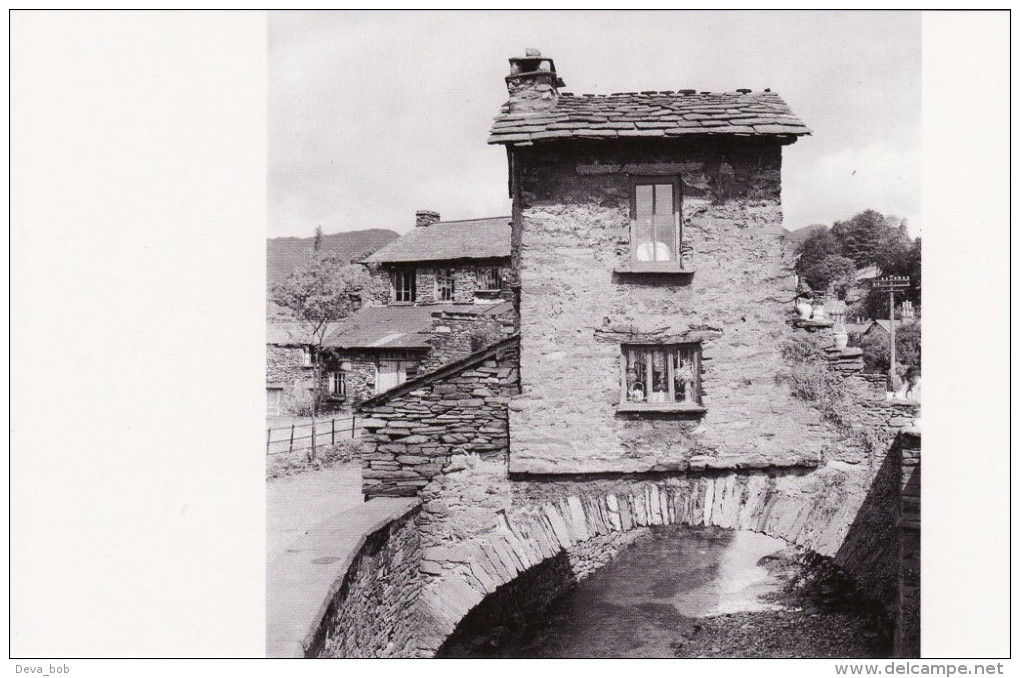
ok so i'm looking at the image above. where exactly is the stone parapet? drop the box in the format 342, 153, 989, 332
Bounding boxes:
266, 497, 421, 658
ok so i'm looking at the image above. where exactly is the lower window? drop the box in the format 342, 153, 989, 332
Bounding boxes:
622, 343, 701, 405
476, 266, 501, 292
376, 359, 419, 394
328, 371, 346, 397
267, 388, 283, 415
436, 269, 455, 302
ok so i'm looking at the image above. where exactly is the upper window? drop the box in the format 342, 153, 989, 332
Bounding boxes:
476, 266, 501, 292
621, 343, 702, 407
392, 269, 416, 303
631, 178, 680, 262
300, 346, 314, 367
436, 269, 455, 302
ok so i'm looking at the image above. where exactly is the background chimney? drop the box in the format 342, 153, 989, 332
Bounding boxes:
505, 48, 565, 114
416, 210, 441, 228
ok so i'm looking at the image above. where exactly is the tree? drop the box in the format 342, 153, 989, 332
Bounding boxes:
859, 322, 921, 374
796, 229, 840, 270
831, 210, 909, 269
855, 236, 921, 320
271, 252, 388, 415
800, 254, 857, 297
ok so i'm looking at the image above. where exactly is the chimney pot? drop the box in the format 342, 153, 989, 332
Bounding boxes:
415, 210, 441, 228
505, 49, 563, 114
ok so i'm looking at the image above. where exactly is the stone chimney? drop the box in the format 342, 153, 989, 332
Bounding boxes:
416, 210, 441, 228
505, 48, 565, 114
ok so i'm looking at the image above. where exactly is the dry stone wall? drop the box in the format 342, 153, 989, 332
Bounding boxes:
509, 139, 837, 474
313, 505, 422, 658
894, 430, 920, 658
360, 338, 520, 499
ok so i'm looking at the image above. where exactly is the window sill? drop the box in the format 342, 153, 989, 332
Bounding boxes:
614, 261, 695, 276
615, 402, 707, 414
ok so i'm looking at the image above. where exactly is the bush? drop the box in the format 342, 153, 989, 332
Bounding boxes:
279, 389, 316, 417
777, 336, 884, 459
266, 438, 362, 480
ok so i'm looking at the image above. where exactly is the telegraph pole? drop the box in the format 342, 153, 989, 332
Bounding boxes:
872, 276, 910, 393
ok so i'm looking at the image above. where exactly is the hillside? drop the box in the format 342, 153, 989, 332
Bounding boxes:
267, 228, 399, 321
267, 229, 398, 287
783, 223, 828, 250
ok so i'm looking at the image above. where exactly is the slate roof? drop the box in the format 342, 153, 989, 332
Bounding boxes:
488, 90, 810, 145
322, 306, 436, 350
267, 320, 350, 346
362, 217, 511, 264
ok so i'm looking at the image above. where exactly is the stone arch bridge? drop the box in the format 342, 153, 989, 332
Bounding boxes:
267, 336, 920, 659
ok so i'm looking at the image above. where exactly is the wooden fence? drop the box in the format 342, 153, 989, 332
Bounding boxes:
266, 416, 360, 456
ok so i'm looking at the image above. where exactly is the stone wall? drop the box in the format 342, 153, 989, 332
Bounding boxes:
894, 429, 920, 658
508, 139, 840, 474
359, 337, 521, 499
312, 504, 423, 658
266, 344, 315, 413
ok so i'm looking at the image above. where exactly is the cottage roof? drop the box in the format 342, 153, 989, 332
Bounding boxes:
488, 90, 810, 145
322, 306, 436, 350
362, 217, 511, 264
863, 319, 913, 335
266, 320, 349, 346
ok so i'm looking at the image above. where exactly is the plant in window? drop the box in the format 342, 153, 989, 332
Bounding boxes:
622, 343, 702, 407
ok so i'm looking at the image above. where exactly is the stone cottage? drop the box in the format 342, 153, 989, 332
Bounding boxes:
314, 213, 517, 412
362, 212, 513, 306
489, 50, 819, 474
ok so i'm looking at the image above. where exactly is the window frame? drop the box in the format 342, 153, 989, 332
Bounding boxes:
391, 269, 417, 303
374, 358, 420, 394
618, 342, 705, 413
327, 370, 346, 398
476, 266, 502, 292
629, 176, 682, 264
435, 268, 456, 303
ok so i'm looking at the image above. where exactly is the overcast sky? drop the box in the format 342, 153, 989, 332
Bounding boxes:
269, 10, 920, 239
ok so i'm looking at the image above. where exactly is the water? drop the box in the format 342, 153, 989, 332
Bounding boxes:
441, 525, 889, 658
